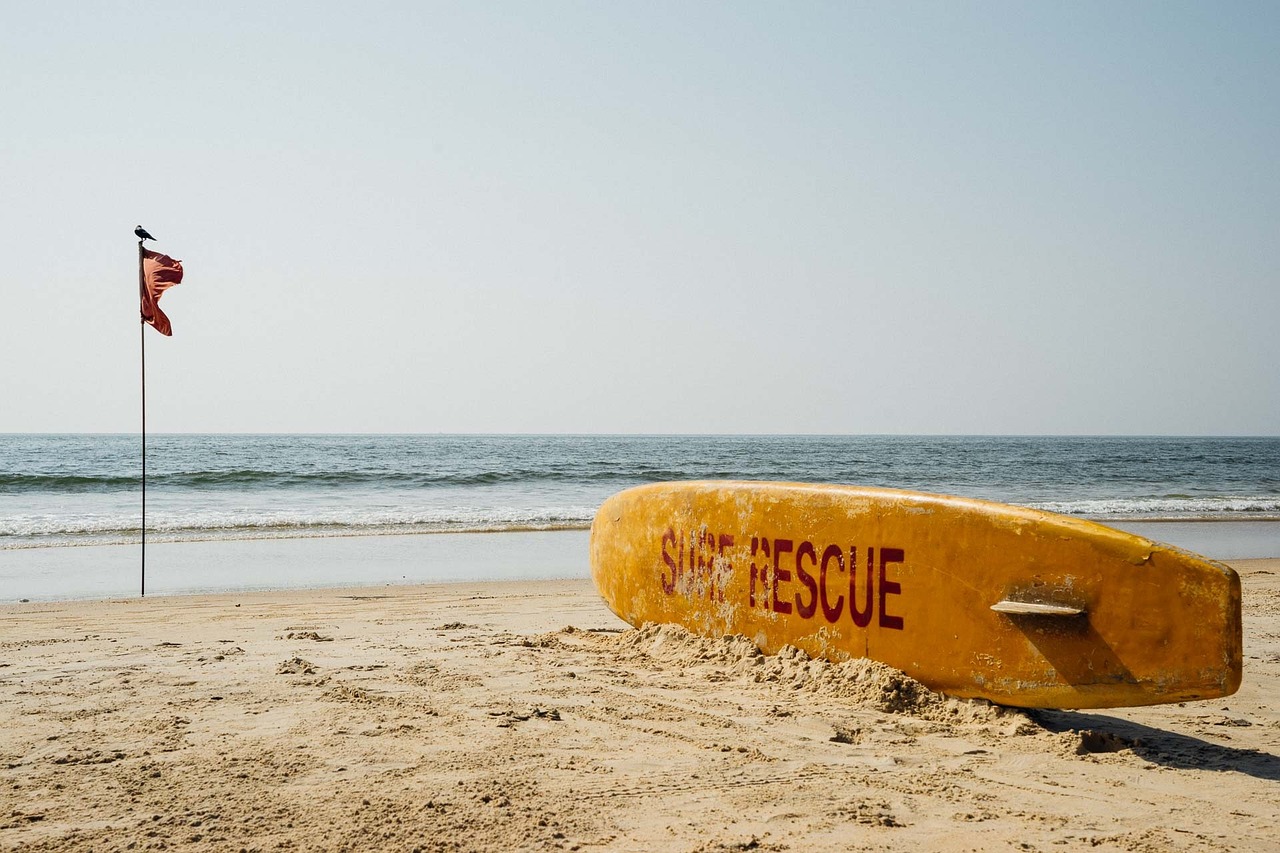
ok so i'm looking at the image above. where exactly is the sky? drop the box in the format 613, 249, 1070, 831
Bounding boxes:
1, 1, 1277, 435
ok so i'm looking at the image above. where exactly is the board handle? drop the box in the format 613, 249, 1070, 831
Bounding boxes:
991, 600, 1085, 617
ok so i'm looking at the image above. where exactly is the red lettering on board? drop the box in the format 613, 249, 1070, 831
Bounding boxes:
661, 528, 680, 594
751, 536, 770, 609
771, 539, 793, 614
692, 529, 706, 597
794, 541, 818, 619
659, 525, 904, 632
878, 547, 905, 630
849, 546, 873, 628
819, 544, 845, 623
717, 534, 734, 603
661, 526, 732, 603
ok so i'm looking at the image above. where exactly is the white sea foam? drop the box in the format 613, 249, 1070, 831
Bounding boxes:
1032, 495, 1280, 520
0, 504, 600, 548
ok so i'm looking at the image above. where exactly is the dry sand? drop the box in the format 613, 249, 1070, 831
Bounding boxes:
2, 559, 1277, 852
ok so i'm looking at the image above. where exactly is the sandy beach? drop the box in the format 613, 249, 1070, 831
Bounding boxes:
2, 559, 1278, 852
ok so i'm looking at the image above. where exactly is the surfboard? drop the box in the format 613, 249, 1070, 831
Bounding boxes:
589, 481, 1242, 709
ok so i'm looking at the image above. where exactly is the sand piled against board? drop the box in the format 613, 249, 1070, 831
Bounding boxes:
602, 622, 1030, 726
556, 623, 1207, 762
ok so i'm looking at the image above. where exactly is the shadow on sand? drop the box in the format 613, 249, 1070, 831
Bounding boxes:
1030, 709, 1280, 783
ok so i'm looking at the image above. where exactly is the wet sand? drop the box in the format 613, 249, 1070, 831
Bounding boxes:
1, 559, 1277, 852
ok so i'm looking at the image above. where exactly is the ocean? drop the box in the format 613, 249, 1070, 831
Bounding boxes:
2, 434, 1279, 600
4, 434, 1279, 548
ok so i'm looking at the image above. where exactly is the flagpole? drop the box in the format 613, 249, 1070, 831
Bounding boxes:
138, 239, 147, 598
134, 228, 181, 599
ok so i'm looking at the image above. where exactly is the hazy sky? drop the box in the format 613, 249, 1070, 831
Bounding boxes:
2, 2, 1276, 434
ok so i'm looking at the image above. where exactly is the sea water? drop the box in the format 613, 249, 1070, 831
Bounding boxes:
2, 434, 1278, 599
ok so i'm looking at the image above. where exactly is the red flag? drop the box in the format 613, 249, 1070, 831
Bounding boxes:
140, 249, 184, 336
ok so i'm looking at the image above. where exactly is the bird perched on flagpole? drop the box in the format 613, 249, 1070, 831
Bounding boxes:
135, 225, 155, 242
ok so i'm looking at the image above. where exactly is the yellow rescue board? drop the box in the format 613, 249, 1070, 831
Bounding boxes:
589, 481, 1242, 709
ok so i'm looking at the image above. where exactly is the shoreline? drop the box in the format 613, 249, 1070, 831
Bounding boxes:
0, 529, 593, 604
5, 513, 1280, 550
0, 522, 597, 552
4, 519, 1280, 604
2, 562, 1277, 851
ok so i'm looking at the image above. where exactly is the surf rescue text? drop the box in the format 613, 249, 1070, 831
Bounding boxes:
660, 528, 905, 630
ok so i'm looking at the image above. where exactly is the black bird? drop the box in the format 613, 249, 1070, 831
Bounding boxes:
135, 225, 155, 242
